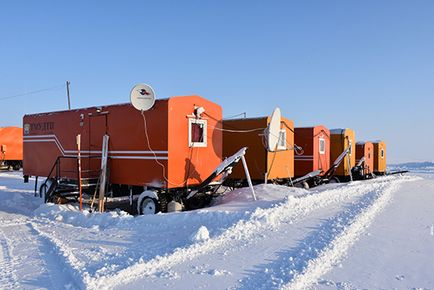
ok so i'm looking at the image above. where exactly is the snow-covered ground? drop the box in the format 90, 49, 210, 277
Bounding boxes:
0, 170, 433, 289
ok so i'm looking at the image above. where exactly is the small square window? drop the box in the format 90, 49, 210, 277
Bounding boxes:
191, 123, 204, 143
277, 129, 287, 150
319, 138, 326, 154
189, 118, 207, 147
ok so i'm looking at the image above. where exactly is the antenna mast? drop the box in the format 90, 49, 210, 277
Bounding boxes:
66, 80, 71, 110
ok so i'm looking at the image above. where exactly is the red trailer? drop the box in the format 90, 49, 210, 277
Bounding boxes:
23, 95, 244, 213
0, 126, 23, 170
294, 126, 330, 177
355, 142, 374, 175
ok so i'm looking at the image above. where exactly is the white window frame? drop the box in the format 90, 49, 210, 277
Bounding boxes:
277, 129, 287, 150
319, 137, 326, 155
188, 118, 207, 148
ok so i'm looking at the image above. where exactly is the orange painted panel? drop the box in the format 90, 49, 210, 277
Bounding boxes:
330, 128, 356, 176
0, 127, 23, 161
294, 125, 330, 176
167, 96, 222, 187
266, 117, 294, 179
373, 141, 387, 173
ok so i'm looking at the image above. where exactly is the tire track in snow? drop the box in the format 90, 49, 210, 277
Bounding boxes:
90, 177, 404, 289
0, 216, 82, 290
0, 228, 20, 289
1, 172, 83, 289
0, 219, 28, 227
30, 220, 89, 289
279, 177, 419, 290
237, 177, 414, 289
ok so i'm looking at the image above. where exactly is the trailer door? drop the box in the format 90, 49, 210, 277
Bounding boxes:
86, 113, 108, 180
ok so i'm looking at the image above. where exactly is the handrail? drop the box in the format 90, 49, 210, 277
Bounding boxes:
45, 155, 104, 182
323, 147, 351, 179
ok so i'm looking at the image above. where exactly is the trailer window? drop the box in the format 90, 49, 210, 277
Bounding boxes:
319, 138, 325, 154
277, 129, 287, 150
189, 118, 207, 147
381, 148, 384, 159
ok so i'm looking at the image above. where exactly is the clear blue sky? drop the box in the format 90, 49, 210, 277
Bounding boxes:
1, 1, 433, 163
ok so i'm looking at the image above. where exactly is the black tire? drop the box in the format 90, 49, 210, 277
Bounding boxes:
184, 194, 212, 210
293, 181, 309, 189
293, 182, 303, 188
13, 163, 21, 171
328, 177, 340, 184
158, 193, 168, 213
139, 197, 159, 215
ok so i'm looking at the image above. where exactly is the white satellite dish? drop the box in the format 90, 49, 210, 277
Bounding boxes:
267, 107, 281, 152
130, 83, 156, 111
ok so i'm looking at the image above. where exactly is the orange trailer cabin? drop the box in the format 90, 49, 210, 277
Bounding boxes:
0, 126, 23, 170
372, 141, 387, 174
223, 116, 294, 182
294, 126, 330, 177
23, 95, 222, 189
330, 128, 356, 177
356, 142, 374, 175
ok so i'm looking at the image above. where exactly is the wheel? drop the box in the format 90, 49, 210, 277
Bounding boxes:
328, 177, 340, 184
158, 193, 168, 213
184, 194, 212, 210
12, 162, 21, 171
139, 197, 159, 215
293, 180, 309, 189
293, 182, 304, 188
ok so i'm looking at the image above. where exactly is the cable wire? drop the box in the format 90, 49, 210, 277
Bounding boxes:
224, 112, 247, 119
0, 84, 66, 101
141, 111, 191, 188
209, 125, 267, 133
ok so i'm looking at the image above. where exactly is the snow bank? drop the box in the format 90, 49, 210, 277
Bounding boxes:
34, 204, 133, 230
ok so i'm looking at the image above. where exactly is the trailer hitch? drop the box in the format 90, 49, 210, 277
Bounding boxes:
186, 147, 248, 200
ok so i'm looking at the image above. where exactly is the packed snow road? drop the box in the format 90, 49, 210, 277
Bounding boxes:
0, 171, 431, 289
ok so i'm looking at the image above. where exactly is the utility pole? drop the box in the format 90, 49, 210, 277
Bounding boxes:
66, 80, 71, 110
